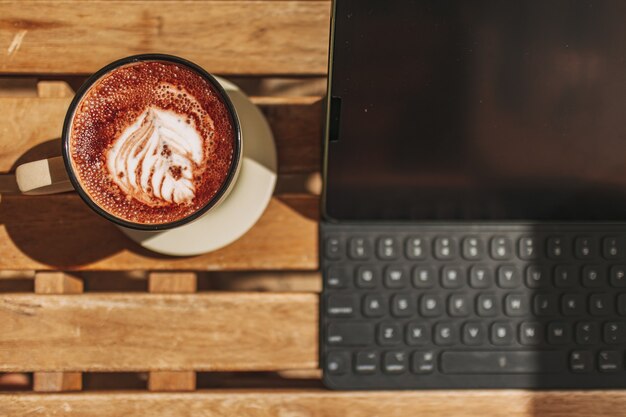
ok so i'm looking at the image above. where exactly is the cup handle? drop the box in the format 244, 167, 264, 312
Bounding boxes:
15, 156, 74, 195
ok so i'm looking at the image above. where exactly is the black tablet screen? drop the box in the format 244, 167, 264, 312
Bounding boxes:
325, 0, 626, 221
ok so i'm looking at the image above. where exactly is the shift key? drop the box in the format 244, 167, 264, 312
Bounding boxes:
327, 323, 373, 346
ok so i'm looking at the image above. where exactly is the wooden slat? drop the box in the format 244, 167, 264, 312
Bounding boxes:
254, 96, 322, 175
0, 194, 317, 271
0, 293, 318, 371
32, 373, 82, 393
33, 271, 83, 294
0, 1, 330, 75
148, 272, 197, 392
0, 95, 322, 175
3, 390, 626, 417
148, 372, 196, 392
32, 272, 84, 392
36, 81, 74, 99
148, 272, 197, 294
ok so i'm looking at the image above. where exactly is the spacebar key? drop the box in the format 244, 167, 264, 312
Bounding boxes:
441, 351, 564, 374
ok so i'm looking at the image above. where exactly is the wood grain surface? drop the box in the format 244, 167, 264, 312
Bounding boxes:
3, 390, 626, 417
148, 272, 198, 391
0, 194, 317, 270
32, 272, 84, 392
0, 1, 331, 75
0, 94, 322, 175
0, 293, 318, 372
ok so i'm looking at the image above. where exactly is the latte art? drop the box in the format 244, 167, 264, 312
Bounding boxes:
107, 103, 210, 206
68, 60, 236, 226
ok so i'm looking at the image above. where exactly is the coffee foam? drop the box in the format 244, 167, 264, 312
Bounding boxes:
69, 61, 235, 225
107, 90, 207, 206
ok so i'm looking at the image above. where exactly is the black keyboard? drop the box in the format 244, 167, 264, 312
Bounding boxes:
320, 223, 626, 389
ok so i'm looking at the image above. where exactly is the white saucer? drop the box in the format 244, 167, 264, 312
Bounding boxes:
120, 77, 277, 256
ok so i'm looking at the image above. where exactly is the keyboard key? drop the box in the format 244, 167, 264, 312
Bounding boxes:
406, 322, 429, 345
525, 265, 548, 288
448, 294, 470, 317
327, 323, 373, 346
582, 265, 605, 287
576, 321, 599, 345
477, 294, 498, 317
490, 236, 513, 260
355, 266, 378, 289
327, 295, 356, 317
377, 236, 399, 260
391, 294, 414, 317
384, 266, 408, 289
534, 293, 557, 316
420, 294, 443, 317
618, 294, 626, 315
441, 351, 563, 374
434, 322, 458, 345
504, 293, 529, 317
441, 266, 464, 289
610, 266, 626, 287
326, 351, 349, 375
462, 236, 484, 260
604, 322, 626, 344
497, 265, 520, 288
349, 237, 371, 260
462, 322, 486, 345
562, 294, 585, 316
326, 266, 349, 289
412, 266, 436, 288
603, 236, 624, 260
599, 351, 622, 372
547, 236, 566, 259
575, 237, 596, 259
554, 265, 577, 288
469, 265, 493, 289
434, 237, 457, 260
547, 322, 570, 344
363, 294, 386, 317
383, 351, 407, 374
411, 351, 436, 374
518, 236, 539, 260
519, 322, 543, 345
589, 293, 613, 316
325, 237, 342, 260
378, 322, 402, 346
355, 351, 378, 374
406, 237, 428, 260
491, 322, 514, 345
570, 351, 593, 373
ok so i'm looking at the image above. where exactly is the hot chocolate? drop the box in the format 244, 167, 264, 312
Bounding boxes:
68, 60, 236, 225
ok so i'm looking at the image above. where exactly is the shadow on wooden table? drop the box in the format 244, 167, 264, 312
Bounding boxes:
0, 194, 171, 268
9, 138, 62, 171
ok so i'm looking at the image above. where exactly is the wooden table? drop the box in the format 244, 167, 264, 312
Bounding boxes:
0, 1, 624, 416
